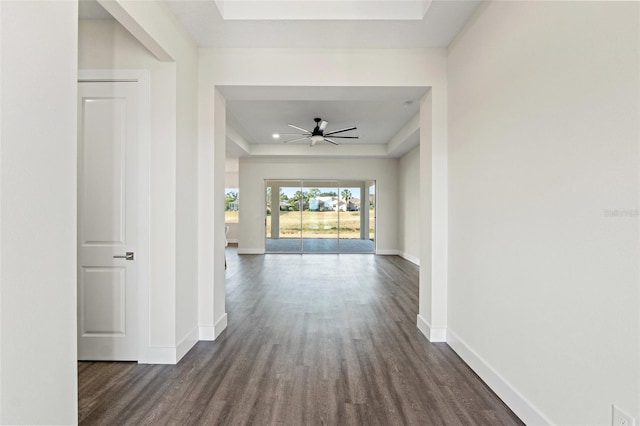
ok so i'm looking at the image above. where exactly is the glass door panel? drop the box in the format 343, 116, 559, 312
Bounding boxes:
337, 182, 374, 253
337, 184, 360, 252
265, 180, 302, 253
302, 181, 339, 253
368, 181, 376, 246
265, 182, 272, 239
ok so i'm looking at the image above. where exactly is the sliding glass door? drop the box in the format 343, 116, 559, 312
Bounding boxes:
265, 179, 375, 254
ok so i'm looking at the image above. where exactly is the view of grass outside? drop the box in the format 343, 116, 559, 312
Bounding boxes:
266, 209, 375, 239
264, 181, 376, 241
225, 210, 239, 223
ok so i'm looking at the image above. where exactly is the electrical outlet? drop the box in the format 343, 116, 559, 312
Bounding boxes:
612, 405, 636, 426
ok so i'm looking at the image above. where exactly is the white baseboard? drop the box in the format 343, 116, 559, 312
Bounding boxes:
199, 313, 228, 341
416, 314, 447, 342
447, 330, 551, 426
214, 313, 228, 339
399, 252, 420, 266
138, 346, 178, 364
176, 327, 199, 363
199, 326, 215, 340
237, 248, 265, 254
376, 249, 400, 255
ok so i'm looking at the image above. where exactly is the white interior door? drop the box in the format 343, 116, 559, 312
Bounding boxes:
78, 81, 138, 361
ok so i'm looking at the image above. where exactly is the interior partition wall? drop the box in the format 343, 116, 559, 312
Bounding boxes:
265, 179, 375, 253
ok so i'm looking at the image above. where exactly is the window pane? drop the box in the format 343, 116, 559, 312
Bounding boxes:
302, 182, 339, 253
225, 188, 239, 223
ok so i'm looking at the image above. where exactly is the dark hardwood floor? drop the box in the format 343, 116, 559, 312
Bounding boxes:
78, 247, 523, 425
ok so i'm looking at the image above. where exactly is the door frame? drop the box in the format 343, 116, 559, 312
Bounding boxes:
78, 70, 150, 363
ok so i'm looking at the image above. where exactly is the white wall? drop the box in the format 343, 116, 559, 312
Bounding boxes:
79, 4, 199, 363
447, 2, 639, 424
225, 171, 239, 189
398, 145, 420, 264
0, 1, 78, 423
171, 16, 200, 362
239, 157, 398, 253
117, 0, 203, 362
201, 48, 447, 87
198, 88, 228, 339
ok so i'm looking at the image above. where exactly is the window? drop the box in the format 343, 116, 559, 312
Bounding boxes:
225, 188, 239, 223
264, 180, 375, 253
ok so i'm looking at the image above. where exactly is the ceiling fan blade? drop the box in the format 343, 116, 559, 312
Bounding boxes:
288, 124, 312, 134
278, 132, 309, 136
324, 126, 357, 136
283, 136, 308, 143
324, 138, 340, 145
325, 136, 359, 139
319, 120, 328, 131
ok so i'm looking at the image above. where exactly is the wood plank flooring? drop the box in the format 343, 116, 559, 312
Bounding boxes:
78, 248, 523, 425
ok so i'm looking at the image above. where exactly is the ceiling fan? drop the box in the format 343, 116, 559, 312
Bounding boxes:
280, 117, 358, 146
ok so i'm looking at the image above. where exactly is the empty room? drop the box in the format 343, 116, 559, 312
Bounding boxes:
0, 1, 638, 425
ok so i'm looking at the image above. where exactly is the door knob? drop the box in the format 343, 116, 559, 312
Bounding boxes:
113, 252, 134, 260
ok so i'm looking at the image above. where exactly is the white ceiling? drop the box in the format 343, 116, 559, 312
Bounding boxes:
219, 86, 426, 158
80, 0, 481, 160
165, 0, 482, 48
227, 100, 416, 145
210, 0, 431, 21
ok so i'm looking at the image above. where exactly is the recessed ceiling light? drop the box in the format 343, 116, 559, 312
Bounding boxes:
272, 133, 280, 139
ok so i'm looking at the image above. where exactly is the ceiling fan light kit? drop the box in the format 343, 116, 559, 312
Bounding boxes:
310, 135, 324, 145
283, 117, 359, 146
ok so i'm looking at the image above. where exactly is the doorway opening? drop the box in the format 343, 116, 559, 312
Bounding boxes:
265, 179, 376, 253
